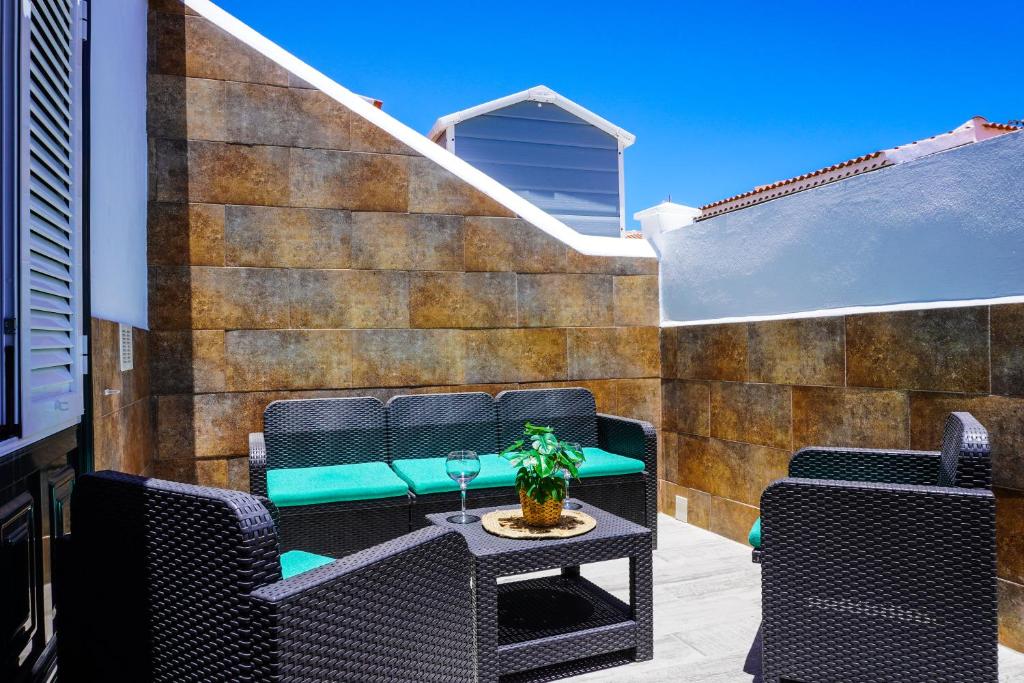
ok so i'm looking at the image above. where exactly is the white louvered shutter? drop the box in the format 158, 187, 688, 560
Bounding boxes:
17, 0, 83, 440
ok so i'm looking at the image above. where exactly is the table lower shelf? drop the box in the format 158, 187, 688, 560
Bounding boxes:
496, 574, 639, 676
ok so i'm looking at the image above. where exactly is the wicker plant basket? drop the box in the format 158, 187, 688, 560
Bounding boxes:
518, 489, 565, 527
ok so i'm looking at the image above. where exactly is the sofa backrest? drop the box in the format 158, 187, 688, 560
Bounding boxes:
264, 397, 388, 468
63, 471, 280, 681
496, 387, 599, 449
939, 411, 992, 488
387, 392, 498, 460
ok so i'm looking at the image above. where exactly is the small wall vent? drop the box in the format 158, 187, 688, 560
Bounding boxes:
118, 324, 133, 372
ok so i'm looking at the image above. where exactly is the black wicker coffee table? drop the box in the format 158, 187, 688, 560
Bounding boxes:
428, 499, 653, 682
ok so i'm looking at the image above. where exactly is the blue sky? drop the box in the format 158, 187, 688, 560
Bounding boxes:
216, 0, 1023, 227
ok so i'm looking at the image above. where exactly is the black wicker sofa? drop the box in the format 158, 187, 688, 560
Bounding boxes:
250, 387, 658, 556
750, 412, 998, 682
59, 470, 475, 682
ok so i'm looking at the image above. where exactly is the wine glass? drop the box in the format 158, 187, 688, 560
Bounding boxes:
446, 450, 481, 524
563, 442, 583, 510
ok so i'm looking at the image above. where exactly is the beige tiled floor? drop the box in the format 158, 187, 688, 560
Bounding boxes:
559, 514, 1024, 682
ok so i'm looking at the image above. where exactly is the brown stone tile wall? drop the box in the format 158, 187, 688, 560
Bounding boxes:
660, 305, 1024, 649
145, 4, 659, 492
91, 319, 154, 477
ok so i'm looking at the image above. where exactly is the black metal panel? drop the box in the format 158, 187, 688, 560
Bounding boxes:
0, 493, 35, 678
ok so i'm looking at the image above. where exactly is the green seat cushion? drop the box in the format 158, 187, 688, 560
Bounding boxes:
578, 447, 646, 477
280, 550, 333, 579
749, 517, 761, 548
390, 453, 518, 495
267, 462, 408, 507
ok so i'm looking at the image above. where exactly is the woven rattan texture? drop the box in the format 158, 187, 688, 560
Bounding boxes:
66, 471, 281, 682
264, 397, 388, 469
760, 479, 997, 682
276, 496, 411, 557
251, 526, 475, 683
496, 388, 600, 448
387, 391, 499, 460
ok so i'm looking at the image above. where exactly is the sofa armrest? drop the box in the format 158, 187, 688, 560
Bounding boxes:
758, 477, 997, 680
249, 432, 267, 498
250, 526, 474, 683
789, 446, 944, 485
596, 413, 657, 474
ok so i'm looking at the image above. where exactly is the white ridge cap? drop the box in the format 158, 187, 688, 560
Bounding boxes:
184, 1, 655, 259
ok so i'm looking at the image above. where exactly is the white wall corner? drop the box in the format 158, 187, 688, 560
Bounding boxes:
634, 202, 701, 253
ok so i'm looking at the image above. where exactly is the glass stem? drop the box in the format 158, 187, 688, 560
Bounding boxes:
460, 482, 467, 518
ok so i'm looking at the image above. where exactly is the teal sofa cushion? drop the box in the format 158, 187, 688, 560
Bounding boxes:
267, 462, 409, 507
390, 453, 518, 495
579, 447, 646, 477
749, 517, 761, 548
280, 550, 333, 579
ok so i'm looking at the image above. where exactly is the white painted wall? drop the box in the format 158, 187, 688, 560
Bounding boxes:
89, 0, 149, 329
657, 131, 1024, 324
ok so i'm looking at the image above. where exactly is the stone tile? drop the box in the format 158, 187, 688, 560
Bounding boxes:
224, 82, 350, 149
660, 432, 677, 482
792, 385, 910, 450
676, 435, 790, 508
182, 15, 289, 85
708, 496, 761, 546
996, 488, 1024, 585
909, 392, 1024, 491
464, 329, 568, 384
147, 75, 226, 141
667, 323, 749, 382
154, 394, 195, 460
195, 459, 229, 489
147, 11, 187, 77
124, 327, 151, 406
122, 398, 155, 477
681, 487, 712, 529
350, 115, 417, 155
148, 203, 225, 267
226, 456, 250, 492
93, 410, 124, 472
408, 272, 516, 328
351, 212, 464, 271
192, 330, 227, 394
186, 141, 291, 205
153, 459, 198, 485
992, 304, 1024, 397
614, 378, 662, 427
464, 216, 566, 273
999, 579, 1024, 652
288, 149, 409, 212
191, 267, 291, 329
224, 205, 350, 269
565, 250, 659, 276
662, 380, 710, 437
846, 307, 990, 393
660, 328, 679, 380
148, 0, 192, 14
150, 330, 192, 395
225, 330, 353, 391
289, 269, 409, 329
747, 317, 845, 386
659, 481, 686, 517
710, 382, 792, 450
567, 327, 660, 380
148, 266, 192, 330
352, 329, 463, 388
517, 274, 613, 327
407, 157, 515, 217
613, 275, 659, 327
90, 319, 122, 418
153, 138, 189, 202
193, 392, 262, 457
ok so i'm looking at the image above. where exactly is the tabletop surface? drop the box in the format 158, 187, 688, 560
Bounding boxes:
427, 499, 651, 558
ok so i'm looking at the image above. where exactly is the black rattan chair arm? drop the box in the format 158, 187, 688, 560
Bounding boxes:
249, 432, 268, 498
250, 526, 475, 682
789, 446, 943, 485
596, 413, 657, 474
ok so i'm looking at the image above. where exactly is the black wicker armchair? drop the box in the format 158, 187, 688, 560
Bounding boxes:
753, 412, 998, 682
59, 471, 475, 683
250, 397, 412, 557
496, 388, 658, 545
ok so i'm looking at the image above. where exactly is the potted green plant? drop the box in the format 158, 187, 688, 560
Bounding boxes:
500, 423, 585, 527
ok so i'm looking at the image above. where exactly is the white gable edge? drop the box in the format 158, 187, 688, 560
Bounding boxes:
184, 1, 654, 259
427, 85, 636, 147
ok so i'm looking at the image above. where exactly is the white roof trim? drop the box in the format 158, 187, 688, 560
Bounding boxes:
428, 85, 637, 148
183, 2, 654, 260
